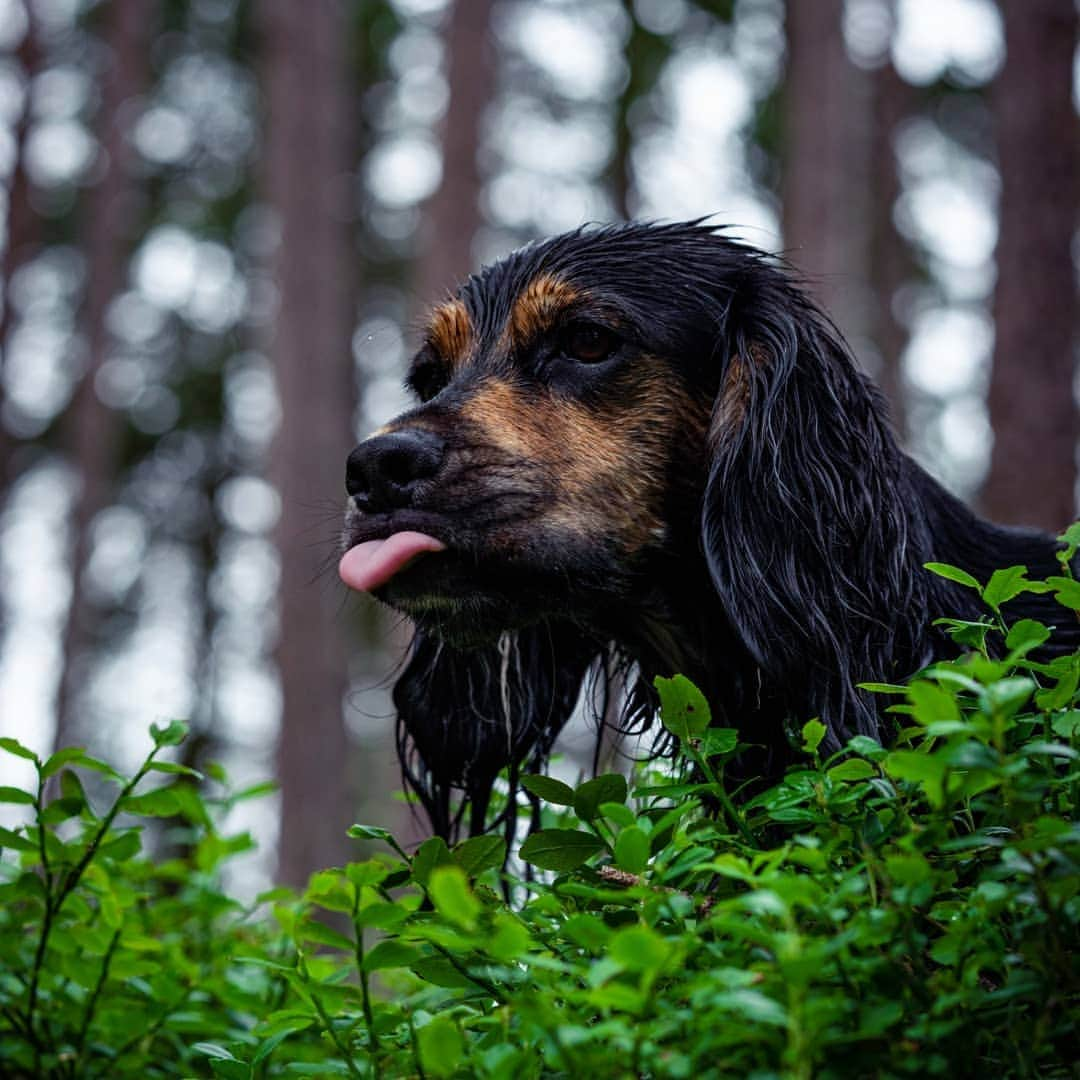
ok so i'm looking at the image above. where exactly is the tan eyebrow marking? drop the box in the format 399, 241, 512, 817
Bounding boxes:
508, 273, 581, 344
426, 299, 473, 367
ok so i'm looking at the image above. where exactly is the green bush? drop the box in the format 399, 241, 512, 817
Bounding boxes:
2, 534, 1079, 1078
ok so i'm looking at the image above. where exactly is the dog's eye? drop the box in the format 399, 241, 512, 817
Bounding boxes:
408, 359, 450, 403
563, 322, 617, 364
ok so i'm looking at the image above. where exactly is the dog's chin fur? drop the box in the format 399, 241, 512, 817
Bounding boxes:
343, 221, 1078, 843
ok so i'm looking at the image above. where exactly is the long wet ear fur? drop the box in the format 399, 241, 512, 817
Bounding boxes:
392, 622, 600, 842
701, 260, 936, 750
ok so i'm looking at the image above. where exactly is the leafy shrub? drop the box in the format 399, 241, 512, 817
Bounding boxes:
1, 534, 1079, 1077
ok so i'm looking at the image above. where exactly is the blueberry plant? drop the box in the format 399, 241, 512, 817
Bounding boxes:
1, 528, 1078, 1077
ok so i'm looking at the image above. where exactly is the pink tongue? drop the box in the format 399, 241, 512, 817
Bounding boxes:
339, 531, 446, 593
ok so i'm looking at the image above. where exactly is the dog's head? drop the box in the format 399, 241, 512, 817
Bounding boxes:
340, 223, 740, 646
340, 221, 923, 838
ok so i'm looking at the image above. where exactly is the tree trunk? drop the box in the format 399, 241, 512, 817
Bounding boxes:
981, 0, 1078, 532
415, 0, 495, 305
54, 0, 149, 750
259, 0, 356, 886
866, 12, 914, 440
0, 7, 41, 491
781, 0, 871, 349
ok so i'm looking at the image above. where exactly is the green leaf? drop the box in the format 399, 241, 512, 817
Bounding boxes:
67, 753, 123, 782
1006, 618, 1051, 655
150, 720, 189, 748
362, 940, 422, 972
1046, 575, 1080, 611
487, 913, 531, 961
411, 956, 478, 990
452, 834, 506, 877
561, 913, 611, 951
147, 761, 203, 780
934, 616, 993, 651
0, 737, 38, 763
655, 674, 711, 738
614, 825, 650, 874
520, 829, 605, 872
347, 822, 409, 861
699, 728, 739, 757
0, 786, 34, 805
609, 925, 671, 972
907, 680, 960, 726
847, 735, 887, 760
354, 901, 409, 931
345, 860, 390, 890
40, 747, 87, 779
520, 774, 575, 806
251, 1025, 309, 1066
1056, 521, 1080, 564
99, 831, 142, 862
884, 750, 946, 807
412, 836, 452, 887
573, 773, 628, 820
231, 780, 277, 803
982, 676, 1035, 720
121, 786, 182, 817
1036, 664, 1078, 711
801, 719, 827, 754
305, 869, 354, 914
924, 562, 980, 590
1051, 711, 1080, 738
193, 1043, 241, 1062
0, 826, 36, 852
40, 797, 84, 825
885, 853, 932, 885
297, 917, 354, 951
826, 759, 876, 782
59, 768, 89, 808
417, 1016, 464, 1079
857, 682, 908, 694
711, 989, 788, 1027
982, 566, 1032, 609
429, 865, 481, 929
599, 801, 636, 828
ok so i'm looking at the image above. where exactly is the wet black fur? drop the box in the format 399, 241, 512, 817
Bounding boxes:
352, 221, 1077, 841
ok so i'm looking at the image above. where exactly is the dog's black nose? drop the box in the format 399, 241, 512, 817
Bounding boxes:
346, 429, 446, 510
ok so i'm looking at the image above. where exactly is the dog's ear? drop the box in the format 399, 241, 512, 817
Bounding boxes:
701, 276, 932, 748
392, 622, 598, 841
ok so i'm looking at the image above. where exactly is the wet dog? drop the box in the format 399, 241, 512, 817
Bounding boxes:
340, 222, 1075, 839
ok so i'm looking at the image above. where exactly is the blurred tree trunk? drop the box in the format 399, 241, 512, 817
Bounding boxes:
416, 0, 495, 305
609, 3, 673, 221
781, 0, 871, 351
866, 11, 914, 440
982, 0, 1078, 531
0, 7, 41, 491
260, 0, 355, 886
54, 0, 149, 750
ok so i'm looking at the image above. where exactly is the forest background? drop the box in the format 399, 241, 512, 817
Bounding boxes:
0, 0, 1075, 890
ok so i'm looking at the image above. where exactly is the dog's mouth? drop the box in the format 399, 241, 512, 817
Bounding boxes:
339, 530, 447, 593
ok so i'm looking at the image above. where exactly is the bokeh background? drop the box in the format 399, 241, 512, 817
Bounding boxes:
0, 0, 1076, 890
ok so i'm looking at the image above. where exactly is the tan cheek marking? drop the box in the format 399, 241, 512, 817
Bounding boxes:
461, 372, 708, 553
507, 274, 581, 345
427, 299, 472, 368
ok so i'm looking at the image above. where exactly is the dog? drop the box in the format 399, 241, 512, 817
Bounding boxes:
339, 221, 1077, 840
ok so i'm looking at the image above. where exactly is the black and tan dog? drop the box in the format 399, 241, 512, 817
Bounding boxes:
340, 221, 1076, 840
